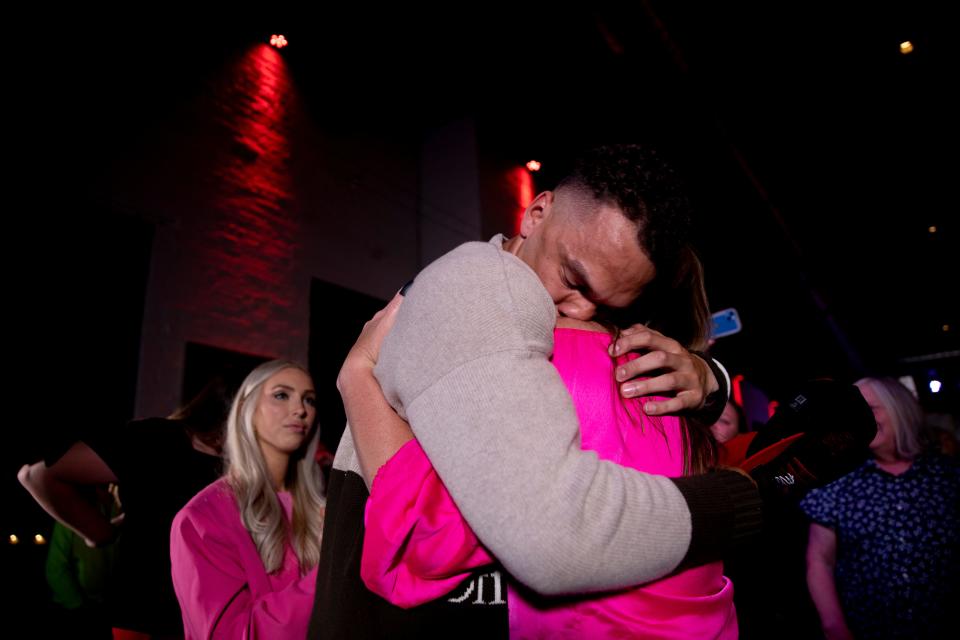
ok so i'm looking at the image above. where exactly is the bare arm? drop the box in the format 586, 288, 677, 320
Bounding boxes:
337, 294, 414, 488
18, 442, 118, 546
806, 522, 854, 640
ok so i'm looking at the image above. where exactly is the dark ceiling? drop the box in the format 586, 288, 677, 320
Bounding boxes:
25, 1, 957, 404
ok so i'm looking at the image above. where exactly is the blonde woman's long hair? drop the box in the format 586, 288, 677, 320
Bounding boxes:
224, 360, 325, 574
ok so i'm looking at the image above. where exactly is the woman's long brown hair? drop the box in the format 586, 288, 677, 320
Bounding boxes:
601, 243, 717, 474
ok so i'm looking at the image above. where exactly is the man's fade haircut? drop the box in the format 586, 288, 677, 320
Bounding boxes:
557, 144, 708, 352
555, 144, 692, 275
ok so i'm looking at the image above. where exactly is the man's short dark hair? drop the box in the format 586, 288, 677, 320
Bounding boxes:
557, 144, 692, 274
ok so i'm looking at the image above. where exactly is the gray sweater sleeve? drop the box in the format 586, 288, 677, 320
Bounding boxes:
374, 241, 693, 595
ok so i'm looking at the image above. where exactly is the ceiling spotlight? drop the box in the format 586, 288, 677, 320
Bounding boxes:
34, 534, 46, 545
526, 160, 541, 172
928, 226, 937, 234
929, 379, 942, 394
270, 34, 289, 49
8, 534, 18, 545
899, 41, 914, 54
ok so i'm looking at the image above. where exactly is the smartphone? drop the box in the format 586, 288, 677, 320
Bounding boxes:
710, 307, 742, 339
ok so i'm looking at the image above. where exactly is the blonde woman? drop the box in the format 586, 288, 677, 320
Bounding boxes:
171, 360, 325, 639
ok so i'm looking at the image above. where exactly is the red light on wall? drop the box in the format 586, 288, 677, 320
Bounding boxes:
270, 34, 288, 49
767, 400, 779, 419
732, 374, 744, 409
510, 166, 535, 235
526, 160, 541, 172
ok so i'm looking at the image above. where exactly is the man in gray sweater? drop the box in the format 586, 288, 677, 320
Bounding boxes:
310, 145, 760, 638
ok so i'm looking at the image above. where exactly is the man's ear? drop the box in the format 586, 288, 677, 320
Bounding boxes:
519, 191, 554, 238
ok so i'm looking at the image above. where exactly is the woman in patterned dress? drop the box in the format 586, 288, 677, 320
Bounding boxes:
802, 377, 959, 640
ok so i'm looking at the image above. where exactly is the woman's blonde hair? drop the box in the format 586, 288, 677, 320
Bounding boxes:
224, 360, 325, 574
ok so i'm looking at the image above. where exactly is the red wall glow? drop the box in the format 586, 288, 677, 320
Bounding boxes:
509, 166, 535, 235
732, 374, 744, 409
767, 400, 779, 418
182, 43, 303, 343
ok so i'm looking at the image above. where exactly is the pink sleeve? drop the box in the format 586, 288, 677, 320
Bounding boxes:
361, 439, 494, 608
171, 508, 317, 639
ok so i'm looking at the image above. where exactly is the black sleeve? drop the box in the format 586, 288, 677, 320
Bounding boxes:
42, 434, 83, 468
80, 417, 178, 481
670, 468, 763, 569
42, 418, 118, 467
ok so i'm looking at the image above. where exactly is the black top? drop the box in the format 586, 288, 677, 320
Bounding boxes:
77, 417, 221, 634
308, 467, 508, 639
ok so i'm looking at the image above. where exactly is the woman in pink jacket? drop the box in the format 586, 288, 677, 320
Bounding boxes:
170, 360, 325, 639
